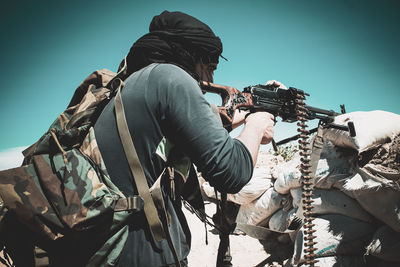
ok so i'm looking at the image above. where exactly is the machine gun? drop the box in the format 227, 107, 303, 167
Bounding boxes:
200, 81, 355, 144
200, 81, 354, 267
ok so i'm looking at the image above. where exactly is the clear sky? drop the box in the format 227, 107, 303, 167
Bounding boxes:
0, 0, 399, 169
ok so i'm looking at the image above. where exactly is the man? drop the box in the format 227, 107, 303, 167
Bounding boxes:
94, 10, 275, 266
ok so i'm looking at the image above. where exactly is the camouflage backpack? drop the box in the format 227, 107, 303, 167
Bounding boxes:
0, 63, 150, 266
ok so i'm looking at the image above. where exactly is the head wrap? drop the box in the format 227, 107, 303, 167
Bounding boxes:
123, 11, 223, 80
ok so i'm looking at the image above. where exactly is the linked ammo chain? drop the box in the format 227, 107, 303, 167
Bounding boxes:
295, 91, 318, 266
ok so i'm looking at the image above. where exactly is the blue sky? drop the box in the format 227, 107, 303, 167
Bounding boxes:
1, 0, 399, 169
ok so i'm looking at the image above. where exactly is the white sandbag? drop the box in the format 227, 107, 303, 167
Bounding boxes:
201, 165, 273, 205
273, 141, 358, 193
366, 225, 400, 262
235, 187, 288, 225
335, 167, 400, 232
314, 140, 358, 190
227, 166, 273, 205
323, 110, 400, 153
272, 155, 302, 194
339, 168, 398, 192
292, 214, 375, 265
290, 188, 373, 222
268, 208, 295, 233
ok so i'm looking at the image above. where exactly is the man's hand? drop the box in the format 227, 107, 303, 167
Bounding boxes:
266, 80, 288, 89
231, 80, 285, 130
236, 111, 275, 165
245, 111, 275, 145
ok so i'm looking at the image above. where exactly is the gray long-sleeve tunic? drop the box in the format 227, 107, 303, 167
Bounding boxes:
94, 63, 253, 266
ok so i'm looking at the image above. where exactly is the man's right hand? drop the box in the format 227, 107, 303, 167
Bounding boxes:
236, 111, 275, 165
245, 111, 275, 144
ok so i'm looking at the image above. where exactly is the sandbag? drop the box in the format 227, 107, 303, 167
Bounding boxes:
292, 214, 375, 265
323, 110, 400, 153
335, 168, 400, 232
273, 141, 358, 193
361, 133, 400, 182
272, 155, 302, 194
290, 188, 373, 223
313, 141, 358, 190
268, 208, 295, 233
235, 187, 288, 225
202, 165, 273, 205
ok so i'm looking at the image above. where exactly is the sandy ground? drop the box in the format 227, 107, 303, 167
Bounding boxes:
183, 201, 272, 267
184, 151, 287, 267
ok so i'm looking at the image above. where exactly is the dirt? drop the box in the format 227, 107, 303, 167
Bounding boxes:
185, 151, 286, 267
184, 202, 279, 267
368, 133, 400, 174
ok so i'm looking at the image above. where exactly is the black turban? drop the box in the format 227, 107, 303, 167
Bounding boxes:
123, 11, 223, 80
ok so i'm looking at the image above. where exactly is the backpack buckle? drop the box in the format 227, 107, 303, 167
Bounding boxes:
114, 195, 143, 212
128, 195, 144, 212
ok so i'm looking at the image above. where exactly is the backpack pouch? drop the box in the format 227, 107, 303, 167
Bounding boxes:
0, 162, 63, 241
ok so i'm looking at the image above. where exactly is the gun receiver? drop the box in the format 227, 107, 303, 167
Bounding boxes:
200, 81, 340, 127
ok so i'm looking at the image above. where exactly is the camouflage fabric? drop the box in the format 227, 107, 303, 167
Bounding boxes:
0, 69, 140, 266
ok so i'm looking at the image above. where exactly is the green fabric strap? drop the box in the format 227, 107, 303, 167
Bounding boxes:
309, 125, 324, 185
114, 196, 143, 212
150, 168, 181, 267
114, 86, 165, 242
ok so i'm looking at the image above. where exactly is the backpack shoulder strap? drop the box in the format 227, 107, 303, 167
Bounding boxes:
114, 83, 182, 266
113, 82, 166, 241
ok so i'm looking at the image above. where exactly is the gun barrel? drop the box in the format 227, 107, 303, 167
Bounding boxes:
305, 105, 339, 117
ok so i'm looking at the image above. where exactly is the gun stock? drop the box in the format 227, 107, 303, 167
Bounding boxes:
200, 81, 254, 126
